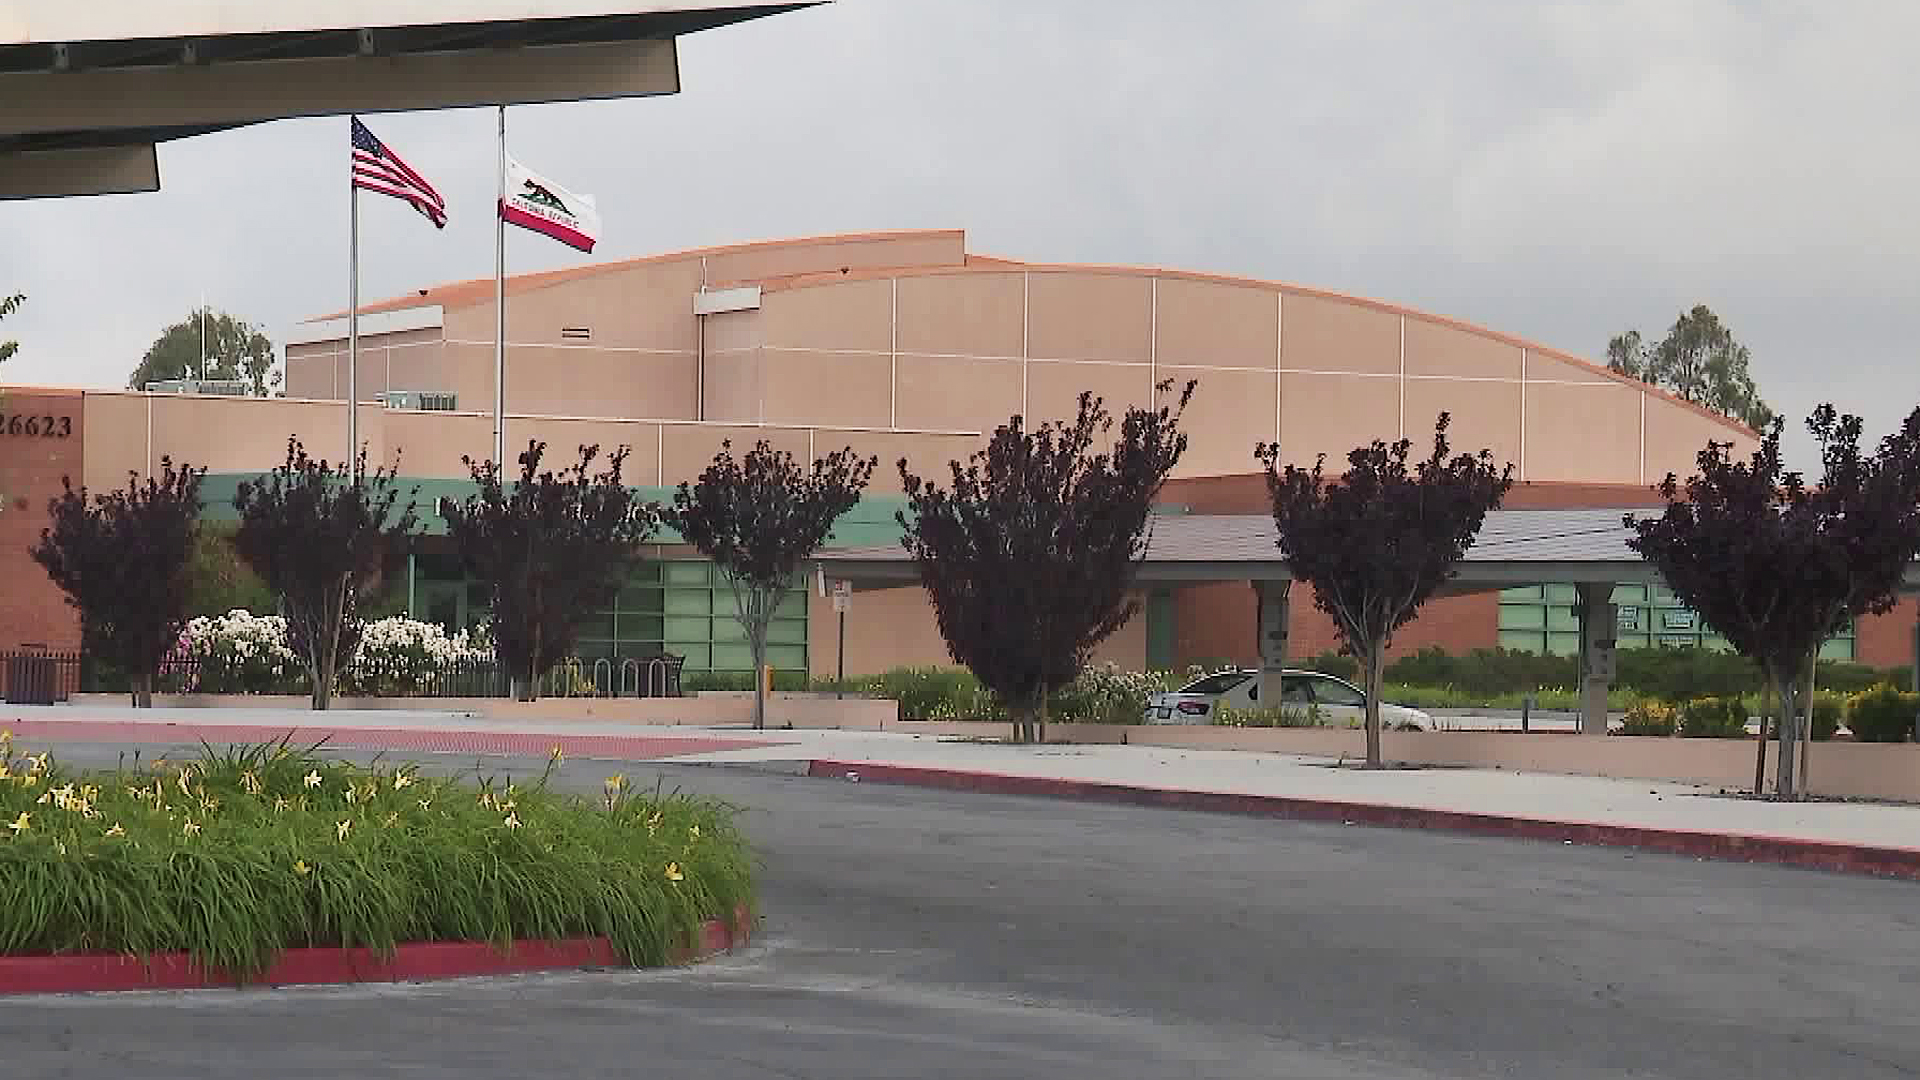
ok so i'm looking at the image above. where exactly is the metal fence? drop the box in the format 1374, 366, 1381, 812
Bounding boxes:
0, 649, 687, 702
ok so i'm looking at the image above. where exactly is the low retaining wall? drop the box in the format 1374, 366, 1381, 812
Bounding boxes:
895, 720, 1920, 802
66, 693, 899, 729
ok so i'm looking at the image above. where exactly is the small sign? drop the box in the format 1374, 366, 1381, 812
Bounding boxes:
831, 579, 851, 614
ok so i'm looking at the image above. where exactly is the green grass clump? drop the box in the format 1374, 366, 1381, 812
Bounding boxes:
0, 733, 753, 979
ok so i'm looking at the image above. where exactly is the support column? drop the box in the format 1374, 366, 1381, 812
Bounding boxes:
1254, 579, 1291, 709
1577, 582, 1617, 736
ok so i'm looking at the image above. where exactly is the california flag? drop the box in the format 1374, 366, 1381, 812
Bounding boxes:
499, 155, 602, 253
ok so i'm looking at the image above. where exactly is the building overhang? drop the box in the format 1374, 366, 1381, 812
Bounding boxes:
1, 2, 817, 198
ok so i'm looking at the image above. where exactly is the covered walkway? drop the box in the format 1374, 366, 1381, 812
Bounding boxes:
815, 509, 1920, 735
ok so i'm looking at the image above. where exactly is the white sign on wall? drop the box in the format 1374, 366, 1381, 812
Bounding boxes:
831, 579, 851, 614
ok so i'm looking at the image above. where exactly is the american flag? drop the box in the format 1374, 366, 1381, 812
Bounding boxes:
351, 116, 447, 229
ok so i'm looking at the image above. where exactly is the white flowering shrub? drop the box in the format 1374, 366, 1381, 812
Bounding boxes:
170, 610, 302, 694
338, 617, 493, 696
165, 610, 494, 696
1050, 664, 1172, 724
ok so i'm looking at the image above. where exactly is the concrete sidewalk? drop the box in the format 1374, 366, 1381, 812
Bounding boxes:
7, 705, 1920, 871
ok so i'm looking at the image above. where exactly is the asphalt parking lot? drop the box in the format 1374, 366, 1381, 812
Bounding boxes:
5, 741, 1919, 1079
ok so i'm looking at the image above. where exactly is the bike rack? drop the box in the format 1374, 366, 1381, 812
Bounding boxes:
592, 658, 613, 698
619, 658, 641, 698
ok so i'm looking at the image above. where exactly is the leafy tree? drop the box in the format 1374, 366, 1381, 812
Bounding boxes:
899, 382, 1194, 744
232, 439, 418, 709
0, 293, 22, 366
128, 308, 280, 396
444, 441, 658, 702
1607, 305, 1773, 430
184, 523, 278, 617
1626, 405, 1920, 799
1257, 414, 1514, 768
666, 441, 876, 730
30, 459, 204, 708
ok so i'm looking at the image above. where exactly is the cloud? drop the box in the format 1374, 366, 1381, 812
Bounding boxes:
3, 0, 1916, 466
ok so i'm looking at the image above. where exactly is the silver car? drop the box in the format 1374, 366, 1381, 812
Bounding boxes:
1143, 668, 1435, 729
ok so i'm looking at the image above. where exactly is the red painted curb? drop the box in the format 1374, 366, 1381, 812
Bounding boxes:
0, 719, 782, 761
0, 909, 752, 995
807, 760, 1920, 882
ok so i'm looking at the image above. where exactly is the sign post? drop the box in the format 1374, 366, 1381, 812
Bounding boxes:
832, 580, 850, 696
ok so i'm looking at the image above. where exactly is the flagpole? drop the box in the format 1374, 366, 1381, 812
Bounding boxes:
493, 104, 507, 471
347, 139, 361, 471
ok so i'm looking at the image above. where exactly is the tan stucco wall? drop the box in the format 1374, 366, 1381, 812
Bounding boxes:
294, 233, 1756, 490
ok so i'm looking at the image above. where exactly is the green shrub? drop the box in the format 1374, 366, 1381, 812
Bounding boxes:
1299, 650, 1360, 682
1615, 701, 1676, 736
1214, 703, 1323, 728
0, 736, 753, 977
1809, 692, 1844, 741
1678, 696, 1748, 738
1847, 684, 1919, 743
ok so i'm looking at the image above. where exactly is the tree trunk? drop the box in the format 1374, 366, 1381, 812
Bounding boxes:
313, 648, 334, 711
133, 672, 152, 709
1009, 697, 1035, 744
1754, 680, 1771, 797
750, 621, 768, 731
1774, 667, 1801, 801
1037, 694, 1048, 745
1799, 654, 1816, 797
1363, 636, 1386, 769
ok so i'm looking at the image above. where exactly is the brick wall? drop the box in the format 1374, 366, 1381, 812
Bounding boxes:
0, 389, 84, 650
1856, 599, 1918, 671
1157, 474, 1659, 668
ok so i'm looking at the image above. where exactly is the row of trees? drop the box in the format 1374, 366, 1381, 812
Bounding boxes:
29, 435, 877, 732
29, 363, 1920, 799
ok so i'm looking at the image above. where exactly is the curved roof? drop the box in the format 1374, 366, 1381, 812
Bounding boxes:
317, 227, 1755, 441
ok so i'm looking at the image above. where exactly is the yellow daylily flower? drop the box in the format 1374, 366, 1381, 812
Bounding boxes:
664, 862, 684, 884
688, 824, 701, 841
604, 774, 625, 792
392, 772, 415, 791
293, 859, 311, 876
274, 797, 289, 813
240, 770, 263, 795
104, 823, 125, 838
20, 774, 37, 788
53, 839, 66, 856
550, 745, 565, 764
34, 791, 50, 805
503, 812, 522, 829
336, 819, 352, 841
343, 786, 358, 805
478, 792, 495, 809
304, 770, 323, 789
499, 798, 516, 812
7, 812, 27, 834
0, 764, 11, 780
384, 812, 400, 828
417, 798, 432, 811
26, 752, 48, 772
182, 820, 201, 837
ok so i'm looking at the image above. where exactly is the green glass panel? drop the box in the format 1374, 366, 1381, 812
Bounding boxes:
675, 643, 712, 669
765, 645, 806, 669
664, 590, 713, 615
663, 616, 710, 643
1546, 632, 1582, 657
767, 618, 807, 645
1545, 584, 1578, 603
1499, 604, 1546, 630
1498, 629, 1546, 653
712, 644, 755, 670
614, 614, 665, 643
1546, 606, 1579, 632
664, 561, 712, 585
1611, 583, 1648, 603
711, 618, 748, 643
1500, 585, 1543, 601
1819, 637, 1855, 661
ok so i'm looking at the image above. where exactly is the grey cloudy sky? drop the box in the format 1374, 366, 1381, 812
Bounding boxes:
5, 0, 1918, 468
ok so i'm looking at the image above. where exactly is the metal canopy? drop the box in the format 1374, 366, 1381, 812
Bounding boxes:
813, 508, 1920, 593
0, 1, 814, 197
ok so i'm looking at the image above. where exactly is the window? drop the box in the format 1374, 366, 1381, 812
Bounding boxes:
1309, 675, 1365, 707
1179, 672, 1251, 696
1279, 676, 1314, 705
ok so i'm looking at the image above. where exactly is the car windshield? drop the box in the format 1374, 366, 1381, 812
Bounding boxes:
1311, 676, 1366, 707
1178, 672, 1251, 695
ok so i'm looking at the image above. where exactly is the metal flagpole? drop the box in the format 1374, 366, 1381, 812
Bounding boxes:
347, 140, 361, 471
493, 104, 507, 470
